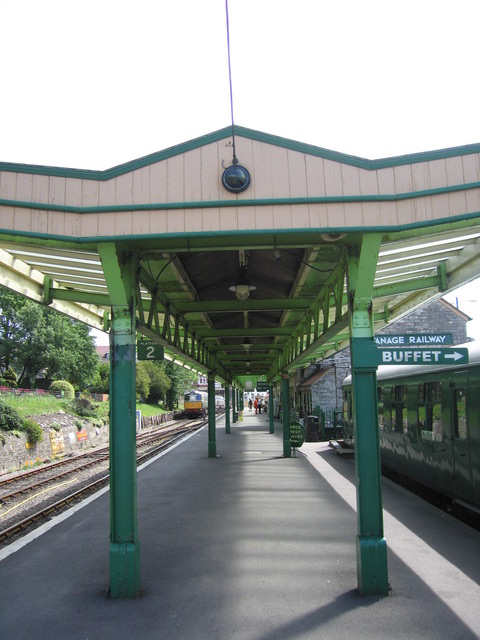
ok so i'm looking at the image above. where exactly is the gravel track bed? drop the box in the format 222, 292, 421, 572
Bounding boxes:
0, 458, 110, 540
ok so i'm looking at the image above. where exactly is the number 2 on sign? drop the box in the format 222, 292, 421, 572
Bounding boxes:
147, 345, 154, 359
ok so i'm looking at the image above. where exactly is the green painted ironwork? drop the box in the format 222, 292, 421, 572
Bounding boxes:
208, 374, 216, 458
268, 384, 274, 434
102, 247, 141, 598
225, 385, 231, 434
268, 260, 349, 378
135, 261, 231, 383
347, 235, 389, 596
282, 377, 291, 458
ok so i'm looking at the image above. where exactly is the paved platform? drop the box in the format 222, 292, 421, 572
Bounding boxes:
1, 411, 479, 640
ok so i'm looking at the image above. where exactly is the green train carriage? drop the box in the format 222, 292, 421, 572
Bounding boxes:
342, 341, 480, 513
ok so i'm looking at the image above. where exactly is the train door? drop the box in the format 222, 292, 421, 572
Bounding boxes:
450, 372, 474, 504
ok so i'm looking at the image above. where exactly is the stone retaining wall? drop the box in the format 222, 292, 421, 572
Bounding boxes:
0, 410, 176, 474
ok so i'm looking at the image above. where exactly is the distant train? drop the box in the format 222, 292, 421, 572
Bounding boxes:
342, 341, 480, 514
183, 391, 208, 418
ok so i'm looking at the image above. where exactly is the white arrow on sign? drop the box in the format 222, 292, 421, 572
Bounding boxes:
444, 351, 465, 361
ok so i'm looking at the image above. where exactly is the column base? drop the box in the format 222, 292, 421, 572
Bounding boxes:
208, 441, 217, 458
109, 541, 141, 599
356, 535, 389, 596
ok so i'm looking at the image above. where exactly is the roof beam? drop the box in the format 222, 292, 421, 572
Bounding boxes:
0, 247, 105, 329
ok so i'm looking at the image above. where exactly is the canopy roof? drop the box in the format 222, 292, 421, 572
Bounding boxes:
1, 126, 479, 384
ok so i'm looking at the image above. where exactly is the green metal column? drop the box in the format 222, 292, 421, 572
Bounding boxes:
225, 385, 231, 434
99, 244, 141, 598
208, 373, 216, 457
281, 376, 291, 457
232, 386, 237, 423
109, 307, 140, 598
268, 384, 274, 433
348, 235, 388, 596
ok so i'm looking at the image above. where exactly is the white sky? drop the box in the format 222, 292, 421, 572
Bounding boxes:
1, 0, 479, 169
1, 0, 479, 342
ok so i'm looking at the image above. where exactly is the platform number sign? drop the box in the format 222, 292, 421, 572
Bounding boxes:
137, 340, 164, 361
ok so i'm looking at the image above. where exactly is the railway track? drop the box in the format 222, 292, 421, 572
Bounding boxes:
0, 418, 205, 546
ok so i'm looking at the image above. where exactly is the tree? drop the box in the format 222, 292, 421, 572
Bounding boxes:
90, 362, 110, 394
164, 360, 197, 410
45, 315, 99, 388
0, 287, 99, 389
135, 361, 150, 400
142, 361, 171, 404
0, 288, 27, 375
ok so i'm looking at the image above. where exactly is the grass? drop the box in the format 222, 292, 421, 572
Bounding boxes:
0, 393, 68, 417
136, 402, 171, 417
0, 393, 171, 421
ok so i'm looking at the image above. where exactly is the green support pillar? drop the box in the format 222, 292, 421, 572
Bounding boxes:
268, 384, 274, 433
99, 244, 141, 598
232, 386, 237, 423
225, 385, 231, 434
109, 306, 140, 598
348, 235, 388, 596
281, 376, 291, 457
208, 373, 216, 458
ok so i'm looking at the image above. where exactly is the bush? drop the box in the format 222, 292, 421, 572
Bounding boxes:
50, 380, 75, 400
22, 418, 44, 445
1, 367, 17, 388
0, 402, 23, 431
70, 396, 96, 417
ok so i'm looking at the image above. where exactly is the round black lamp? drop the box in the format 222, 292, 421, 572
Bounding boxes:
222, 164, 250, 193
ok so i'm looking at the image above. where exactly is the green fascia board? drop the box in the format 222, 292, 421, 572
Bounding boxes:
1, 125, 480, 179
1, 213, 480, 250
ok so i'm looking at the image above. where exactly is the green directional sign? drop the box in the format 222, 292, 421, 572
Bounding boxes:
378, 347, 468, 366
374, 333, 453, 346
137, 340, 164, 361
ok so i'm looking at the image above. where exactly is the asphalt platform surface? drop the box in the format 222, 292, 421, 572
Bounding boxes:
1, 411, 479, 639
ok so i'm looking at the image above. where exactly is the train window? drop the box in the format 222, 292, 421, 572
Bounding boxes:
382, 387, 392, 430
420, 382, 443, 442
343, 390, 353, 423
377, 387, 384, 430
392, 385, 407, 434
454, 388, 467, 440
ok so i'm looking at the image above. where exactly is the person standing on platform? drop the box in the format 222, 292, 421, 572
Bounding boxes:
248, 398, 253, 412
254, 398, 258, 414
258, 399, 262, 414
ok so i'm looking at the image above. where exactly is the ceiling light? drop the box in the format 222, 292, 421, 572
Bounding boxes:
229, 267, 256, 301
321, 233, 346, 242
242, 337, 252, 353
